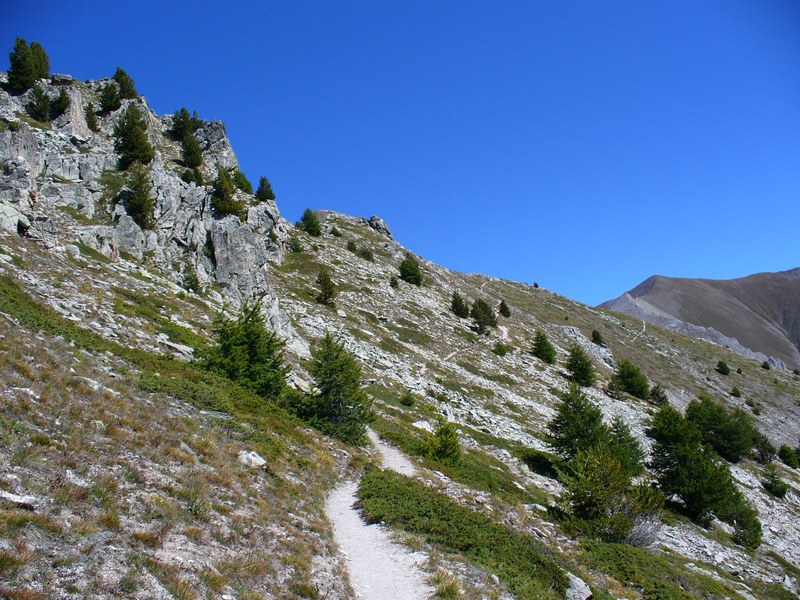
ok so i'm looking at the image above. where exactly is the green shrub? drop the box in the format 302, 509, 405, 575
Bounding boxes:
450, 291, 470, 318
124, 162, 154, 229
112, 67, 137, 99
591, 330, 605, 345
761, 361, 771, 370
752, 432, 776, 464
181, 168, 203, 186
609, 359, 650, 399
330, 225, 341, 237
398, 253, 423, 286
389, 275, 399, 288
532, 329, 556, 364
548, 383, 605, 459
211, 167, 245, 218
85, 102, 99, 132
778, 445, 799, 469
232, 169, 253, 194
762, 463, 789, 498
182, 263, 201, 294
492, 341, 512, 356
606, 417, 645, 478
427, 420, 461, 465
288, 235, 304, 253
113, 104, 154, 169
517, 448, 561, 479
99, 82, 121, 113
357, 468, 567, 599
298, 208, 321, 236
470, 298, 496, 335
685, 394, 756, 463
498, 299, 510, 318
7, 38, 49, 93
566, 343, 595, 387
315, 267, 336, 304
399, 391, 415, 407
25, 84, 50, 122
197, 300, 288, 402
730, 386, 741, 398
716, 360, 731, 376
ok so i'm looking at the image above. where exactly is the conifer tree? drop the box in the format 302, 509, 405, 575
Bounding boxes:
170, 107, 201, 140
591, 329, 605, 345
182, 132, 203, 169
532, 329, 557, 364
50, 88, 69, 119
113, 104, 154, 169
398, 253, 423, 286
211, 167, 245, 218
298, 208, 322, 236
112, 67, 137, 99
7, 38, 49, 92
428, 420, 461, 465
25, 84, 50, 122
548, 383, 606, 459
450, 291, 470, 318
85, 102, 99, 132
606, 417, 645, 478
609, 359, 650, 399
566, 343, 596, 387
124, 162, 155, 229
499, 299, 511, 318
470, 298, 497, 334
316, 267, 336, 304
99, 82, 121, 113
255, 176, 276, 201
232, 169, 253, 194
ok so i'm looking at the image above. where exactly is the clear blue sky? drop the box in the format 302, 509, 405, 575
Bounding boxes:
4, 1, 799, 305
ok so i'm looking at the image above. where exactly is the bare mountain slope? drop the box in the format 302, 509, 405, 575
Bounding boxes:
601, 269, 800, 369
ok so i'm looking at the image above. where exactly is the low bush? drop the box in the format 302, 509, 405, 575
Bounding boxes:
778, 445, 799, 469
492, 341, 512, 356
297, 208, 321, 236
716, 360, 731, 376
358, 468, 567, 599
532, 329, 556, 364
609, 359, 650, 399
450, 291, 470, 318
762, 464, 789, 498
399, 253, 423, 286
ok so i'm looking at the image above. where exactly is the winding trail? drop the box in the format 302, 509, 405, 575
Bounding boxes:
325, 430, 433, 599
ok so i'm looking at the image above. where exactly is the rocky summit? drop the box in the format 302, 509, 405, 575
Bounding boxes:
1, 65, 800, 600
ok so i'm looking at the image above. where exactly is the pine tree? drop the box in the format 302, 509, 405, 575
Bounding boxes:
199, 300, 288, 402
609, 359, 650, 399
499, 299, 511, 318
591, 329, 605, 345
124, 162, 155, 229
306, 332, 373, 444
255, 176, 276, 201
25, 84, 50, 122
606, 417, 645, 478
182, 132, 203, 169
113, 104, 154, 169
298, 208, 321, 236
316, 267, 336, 304
232, 170, 253, 194
685, 395, 756, 463
112, 67, 137, 99
566, 343, 596, 387
398, 253, 423, 286
211, 167, 245, 218
547, 383, 607, 459
8, 38, 49, 93
99, 82, 121, 113
85, 102, 99, 132
532, 329, 557, 364
428, 420, 461, 465
170, 107, 202, 140
470, 298, 497, 334
50, 88, 69, 119
450, 291, 470, 318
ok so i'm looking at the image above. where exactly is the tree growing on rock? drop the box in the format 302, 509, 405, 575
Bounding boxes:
566, 343, 595, 387
298, 208, 322, 237
170, 107, 202, 140
181, 132, 203, 169
99, 82, 121, 113
25, 84, 50, 122
398, 253, 423, 286
450, 291, 470, 318
124, 162, 155, 230
532, 329, 556, 364
255, 176, 276, 201
232, 169, 253, 194
211, 167, 245, 218
470, 298, 497, 335
7, 38, 50, 93
113, 104, 154, 169
316, 267, 336, 305
85, 102, 99, 132
50, 88, 69, 120
112, 67, 137, 99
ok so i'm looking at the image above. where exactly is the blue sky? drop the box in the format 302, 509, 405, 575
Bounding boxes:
4, 1, 799, 305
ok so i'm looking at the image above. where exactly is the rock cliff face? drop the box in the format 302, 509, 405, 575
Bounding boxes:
2, 70, 800, 599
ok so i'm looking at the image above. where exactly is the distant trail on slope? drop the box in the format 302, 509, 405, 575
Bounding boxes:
325, 431, 431, 600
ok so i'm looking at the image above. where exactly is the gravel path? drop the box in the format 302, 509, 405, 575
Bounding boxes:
325, 430, 432, 599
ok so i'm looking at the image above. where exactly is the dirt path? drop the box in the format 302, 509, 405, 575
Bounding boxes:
325, 430, 432, 599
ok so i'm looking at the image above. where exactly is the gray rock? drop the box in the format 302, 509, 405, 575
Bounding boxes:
0, 490, 37, 511
238, 450, 267, 468
565, 572, 592, 600
367, 215, 393, 239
